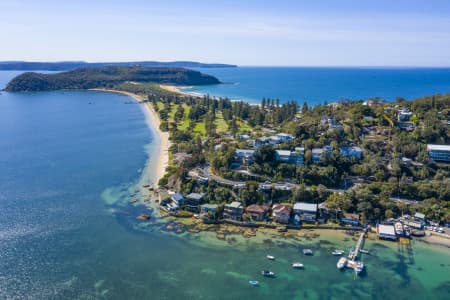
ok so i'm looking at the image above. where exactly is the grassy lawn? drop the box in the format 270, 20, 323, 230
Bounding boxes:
193, 122, 206, 135
179, 104, 191, 131
214, 112, 228, 133
238, 120, 252, 132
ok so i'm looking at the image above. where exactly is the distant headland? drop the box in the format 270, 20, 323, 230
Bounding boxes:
0, 61, 236, 71
4, 66, 221, 92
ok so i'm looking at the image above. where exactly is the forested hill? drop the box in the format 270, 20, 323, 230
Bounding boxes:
4, 66, 221, 92
0, 61, 237, 71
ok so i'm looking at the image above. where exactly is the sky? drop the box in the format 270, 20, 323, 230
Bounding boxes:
1, 0, 450, 66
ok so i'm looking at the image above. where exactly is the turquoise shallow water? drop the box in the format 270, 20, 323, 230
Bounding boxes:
182, 67, 450, 105
0, 71, 449, 299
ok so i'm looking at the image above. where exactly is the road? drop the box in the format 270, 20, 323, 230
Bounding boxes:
200, 166, 346, 193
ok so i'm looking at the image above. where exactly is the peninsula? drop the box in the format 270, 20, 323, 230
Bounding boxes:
0, 60, 237, 71
4, 66, 221, 92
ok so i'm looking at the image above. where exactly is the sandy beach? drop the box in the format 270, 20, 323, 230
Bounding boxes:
90, 88, 170, 184
159, 84, 205, 98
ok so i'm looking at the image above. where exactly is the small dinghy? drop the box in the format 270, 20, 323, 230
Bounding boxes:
292, 262, 304, 268
249, 280, 259, 286
332, 250, 344, 256
302, 249, 313, 255
266, 255, 275, 260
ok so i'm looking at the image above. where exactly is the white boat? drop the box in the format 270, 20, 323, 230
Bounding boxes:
261, 270, 275, 277
354, 261, 364, 274
292, 262, 304, 268
249, 280, 259, 286
360, 249, 369, 254
302, 249, 313, 255
266, 255, 275, 260
332, 250, 344, 256
337, 257, 347, 269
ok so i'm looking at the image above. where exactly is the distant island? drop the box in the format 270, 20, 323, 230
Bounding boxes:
4, 66, 221, 92
0, 60, 237, 71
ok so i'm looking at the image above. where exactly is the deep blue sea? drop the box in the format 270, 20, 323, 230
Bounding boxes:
182, 67, 450, 105
0, 70, 449, 299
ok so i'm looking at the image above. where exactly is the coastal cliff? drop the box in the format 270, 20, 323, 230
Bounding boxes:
4, 66, 221, 92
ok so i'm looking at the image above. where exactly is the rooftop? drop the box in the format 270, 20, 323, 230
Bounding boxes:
226, 201, 243, 208
294, 202, 317, 212
186, 192, 205, 200
378, 224, 396, 236
276, 150, 292, 156
427, 144, 450, 151
246, 204, 269, 213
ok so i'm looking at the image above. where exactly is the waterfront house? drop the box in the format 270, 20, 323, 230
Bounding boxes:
293, 202, 318, 222
340, 146, 363, 159
414, 212, 426, 223
184, 192, 205, 212
159, 190, 170, 204
377, 224, 397, 240
200, 203, 219, 220
341, 213, 360, 226
427, 144, 450, 162
272, 204, 292, 224
223, 201, 244, 221
169, 191, 184, 207
246, 204, 269, 221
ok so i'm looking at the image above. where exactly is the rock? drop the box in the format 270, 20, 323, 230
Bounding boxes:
137, 214, 151, 220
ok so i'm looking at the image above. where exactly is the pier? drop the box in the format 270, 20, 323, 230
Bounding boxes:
338, 228, 368, 275
348, 228, 367, 260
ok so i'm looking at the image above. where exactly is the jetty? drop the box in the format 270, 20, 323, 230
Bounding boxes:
338, 228, 368, 274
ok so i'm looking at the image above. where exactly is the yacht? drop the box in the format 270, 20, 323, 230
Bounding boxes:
337, 257, 347, 269
292, 263, 304, 268
266, 255, 275, 260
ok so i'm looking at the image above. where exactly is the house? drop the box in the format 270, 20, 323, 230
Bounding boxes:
246, 204, 269, 221
272, 204, 292, 224
398, 108, 413, 122
377, 224, 397, 240
293, 202, 318, 222
240, 134, 251, 140
275, 149, 304, 165
224, 201, 244, 220
340, 146, 363, 159
341, 213, 360, 226
254, 137, 271, 148
169, 191, 184, 207
159, 190, 170, 204
269, 135, 282, 145
159, 190, 179, 213
184, 193, 205, 212
398, 122, 415, 131
235, 149, 256, 164
312, 146, 331, 163
200, 203, 219, 219
276, 133, 294, 142
427, 144, 450, 162
414, 212, 426, 223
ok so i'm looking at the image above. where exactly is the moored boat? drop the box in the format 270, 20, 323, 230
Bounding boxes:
302, 249, 313, 255
292, 262, 304, 268
332, 250, 344, 256
261, 270, 275, 277
337, 257, 347, 269
249, 280, 259, 286
354, 261, 364, 274
266, 255, 275, 260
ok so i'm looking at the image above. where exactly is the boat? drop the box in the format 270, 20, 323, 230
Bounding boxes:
292, 263, 304, 268
332, 250, 344, 256
302, 249, 313, 255
261, 270, 275, 277
249, 280, 259, 286
360, 249, 369, 254
354, 261, 364, 274
266, 255, 275, 260
337, 257, 347, 269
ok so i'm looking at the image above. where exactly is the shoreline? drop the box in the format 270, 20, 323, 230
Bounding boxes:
89, 88, 170, 185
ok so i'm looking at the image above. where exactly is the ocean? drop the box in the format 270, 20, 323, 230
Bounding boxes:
0, 70, 449, 299
181, 67, 450, 105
